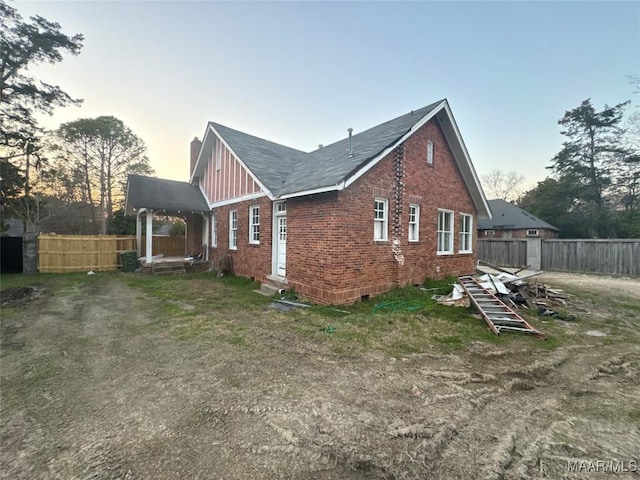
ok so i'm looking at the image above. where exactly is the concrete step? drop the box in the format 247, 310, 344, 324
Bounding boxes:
254, 283, 282, 297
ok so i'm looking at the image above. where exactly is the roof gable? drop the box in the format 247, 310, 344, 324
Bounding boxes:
478, 199, 559, 230
191, 123, 305, 196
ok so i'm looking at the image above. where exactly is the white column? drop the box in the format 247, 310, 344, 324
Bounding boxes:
145, 210, 153, 264
136, 209, 143, 257
203, 214, 209, 261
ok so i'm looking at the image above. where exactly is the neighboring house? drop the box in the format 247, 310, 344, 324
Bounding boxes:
477, 199, 559, 239
126, 99, 491, 304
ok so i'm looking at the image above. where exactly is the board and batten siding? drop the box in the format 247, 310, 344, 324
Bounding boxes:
199, 139, 262, 203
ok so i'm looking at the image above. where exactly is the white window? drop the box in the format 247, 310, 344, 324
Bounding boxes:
459, 213, 473, 253
229, 210, 238, 250
211, 213, 217, 247
437, 209, 453, 254
484, 230, 495, 237
427, 140, 434, 165
527, 229, 539, 236
249, 205, 260, 244
408, 204, 419, 242
374, 198, 388, 241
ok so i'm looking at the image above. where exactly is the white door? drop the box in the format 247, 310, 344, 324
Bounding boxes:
277, 216, 287, 276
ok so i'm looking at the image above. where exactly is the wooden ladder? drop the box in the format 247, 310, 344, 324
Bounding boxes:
458, 275, 545, 338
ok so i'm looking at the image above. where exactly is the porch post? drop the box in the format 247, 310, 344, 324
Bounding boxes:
203, 214, 209, 261
145, 210, 153, 264
136, 208, 144, 257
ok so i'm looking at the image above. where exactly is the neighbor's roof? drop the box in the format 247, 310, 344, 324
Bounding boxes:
478, 199, 559, 231
191, 99, 491, 218
125, 174, 209, 214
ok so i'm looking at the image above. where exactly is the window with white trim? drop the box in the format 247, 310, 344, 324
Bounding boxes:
437, 209, 453, 254
229, 210, 238, 250
484, 230, 495, 237
374, 198, 388, 241
427, 140, 434, 165
215, 140, 221, 171
211, 213, 217, 247
408, 204, 419, 242
527, 229, 539, 236
249, 205, 260, 244
459, 213, 473, 253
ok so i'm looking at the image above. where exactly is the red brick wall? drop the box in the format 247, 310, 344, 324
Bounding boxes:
185, 213, 203, 256
287, 118, 478, 304
208, 196, 273, 280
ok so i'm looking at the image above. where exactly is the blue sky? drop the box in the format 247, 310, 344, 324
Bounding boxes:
16, 1, 640, 192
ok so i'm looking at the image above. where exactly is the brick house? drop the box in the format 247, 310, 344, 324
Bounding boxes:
478, 199, 559, 239
126, 99, 491, 304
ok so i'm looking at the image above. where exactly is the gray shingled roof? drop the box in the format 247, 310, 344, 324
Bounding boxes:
208, 123, 305, 193
201, 101, 443, 197
478, 199, 559, 231
279, 101, 443, 195
125, 174, 209, 214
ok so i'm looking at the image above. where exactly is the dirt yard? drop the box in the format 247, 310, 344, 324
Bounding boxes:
1, 272, 639, 479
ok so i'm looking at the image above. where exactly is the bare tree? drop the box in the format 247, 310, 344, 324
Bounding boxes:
480, 170, 525, 201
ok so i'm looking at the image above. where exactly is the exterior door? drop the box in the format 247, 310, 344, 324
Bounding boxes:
277, 216, 287, 276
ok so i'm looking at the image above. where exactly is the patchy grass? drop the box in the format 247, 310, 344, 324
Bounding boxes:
0, 272, 99, 293
118, 272, 569, 356
0, 271, 573, 357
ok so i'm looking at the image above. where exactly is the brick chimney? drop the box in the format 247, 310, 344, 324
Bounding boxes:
190, 137, 202, 179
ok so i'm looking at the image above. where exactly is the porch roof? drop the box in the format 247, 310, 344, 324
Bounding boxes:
125, 174, 209, 214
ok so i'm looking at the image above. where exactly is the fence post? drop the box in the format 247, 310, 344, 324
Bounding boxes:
526, 237, 542, 270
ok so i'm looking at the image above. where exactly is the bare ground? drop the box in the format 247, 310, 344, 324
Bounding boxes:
1, 273, 639, 479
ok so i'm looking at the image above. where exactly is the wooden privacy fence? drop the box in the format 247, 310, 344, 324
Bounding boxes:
541, 239, 640, 276
477, 239, 527, 268
140, 236, 186, 258
38, 235, 188, 273
38, 235, 135, 273
478, 238, 640, 277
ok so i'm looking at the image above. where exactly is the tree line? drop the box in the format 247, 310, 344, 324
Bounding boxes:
1, 1, 153, 246
482, 87, 639, 239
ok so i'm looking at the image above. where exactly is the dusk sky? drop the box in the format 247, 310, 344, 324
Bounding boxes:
15, 1, 640, 192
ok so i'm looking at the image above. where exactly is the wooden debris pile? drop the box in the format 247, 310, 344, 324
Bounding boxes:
438, 262, 575, 320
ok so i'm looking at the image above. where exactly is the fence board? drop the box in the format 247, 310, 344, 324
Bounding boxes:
141, 236, 186, 257
478, 238, 640, 276
477, 239, 527, 267
541, 239, 640, 276
38, 235, 136, 273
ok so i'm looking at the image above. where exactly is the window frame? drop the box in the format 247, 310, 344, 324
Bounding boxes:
408, 204, 420, 242
437, 209, 454, 254
229, 209, 238, 250
249, 205, 260, 245
373, 198, 388, 241
459, 213, 473, 253
527, 229, 539, 236
211, 213, 217, 248
427, 140, 434, 165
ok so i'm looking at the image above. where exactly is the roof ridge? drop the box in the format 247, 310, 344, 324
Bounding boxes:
208, 121, 307, 155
